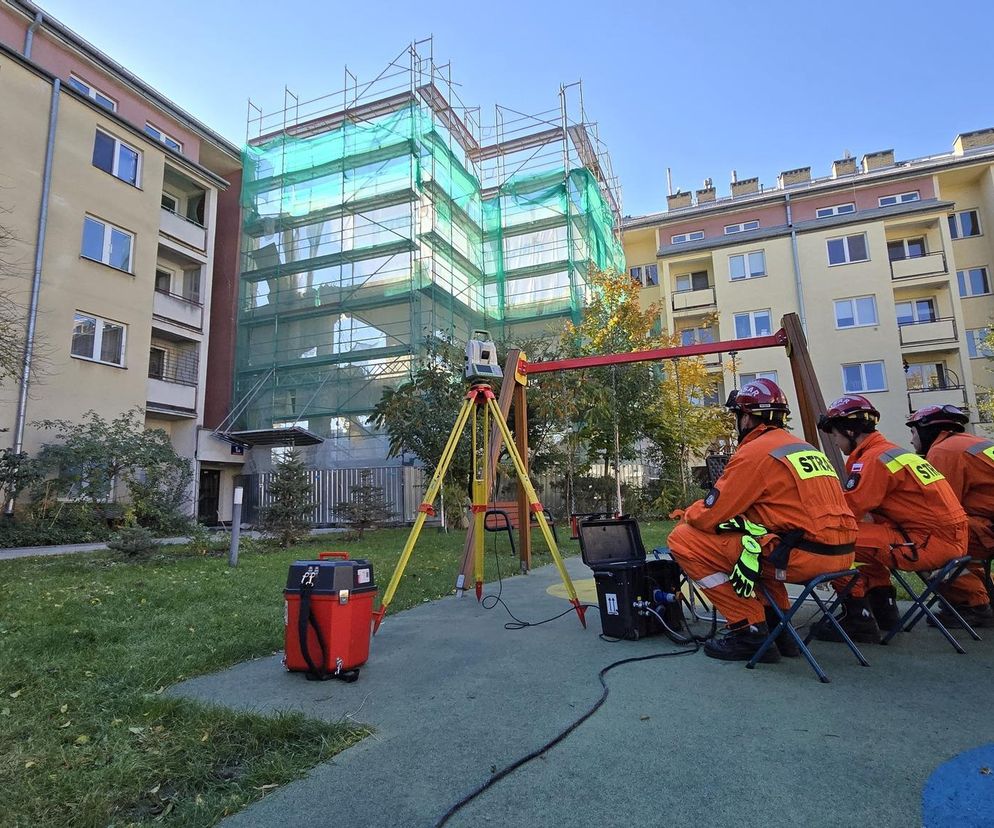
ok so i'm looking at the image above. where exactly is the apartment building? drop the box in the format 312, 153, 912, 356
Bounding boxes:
0, 0, 243, 523
623, 130, 994, 443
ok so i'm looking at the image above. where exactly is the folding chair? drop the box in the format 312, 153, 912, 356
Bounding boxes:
983, 558, 994, 602
747, 569, 870, 683
881, 556, 982, 653
650, 546, 726, 624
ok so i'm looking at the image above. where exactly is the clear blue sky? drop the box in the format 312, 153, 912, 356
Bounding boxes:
42, 0, 994, 217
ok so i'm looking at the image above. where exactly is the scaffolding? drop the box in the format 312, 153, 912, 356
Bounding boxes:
233, 39, 625, 465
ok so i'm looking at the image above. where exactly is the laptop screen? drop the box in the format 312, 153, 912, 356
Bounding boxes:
577, 519, 645, 565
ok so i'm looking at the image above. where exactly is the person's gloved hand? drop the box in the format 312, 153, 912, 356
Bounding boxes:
729, 536, 762, 598
717, 514, 767, 536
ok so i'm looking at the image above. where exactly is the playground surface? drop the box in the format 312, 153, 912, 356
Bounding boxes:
172, 556, 994, 828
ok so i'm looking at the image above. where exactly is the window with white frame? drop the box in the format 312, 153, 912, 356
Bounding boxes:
878, 191, 920, 207
949, 210, 982, 239
739, 370, 779, 385
81, 216, 133, 272
70, 312, 126, 366
679, 326, 714, 346
92, 130, 140, 186
957, 267, 990, 297
834, 295, 878, 328
66, 74, 117, 111
733, 309, 773, 339
905, 362, 948, 390
729, 250, 766, 281
895, 298, 937, 325
674, 271, 709, 292
161, 191, 180, 213
966, 328, 992, 359
629, 264, 658, 286
816, 203, 856, 219
827, 233, 868, 265
887, 237, 926, 261
842, 360, 886, 393
724, 220, 759, 235
144, 123, 183, 152
671, 230, 705, 244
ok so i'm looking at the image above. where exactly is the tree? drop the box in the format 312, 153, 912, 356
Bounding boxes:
336, 470, 394, 539
259, 448, 314, 548
0, 220, 27, 388
0, 448, 38, 509
977, 328, 994, 424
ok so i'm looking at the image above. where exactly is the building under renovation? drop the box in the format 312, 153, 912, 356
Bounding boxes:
223, 41, 624, 504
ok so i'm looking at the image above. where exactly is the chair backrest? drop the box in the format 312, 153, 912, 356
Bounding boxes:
705, 454, 731, 487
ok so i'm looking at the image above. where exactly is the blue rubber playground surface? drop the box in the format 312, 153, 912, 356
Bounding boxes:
173, 556, 994, 827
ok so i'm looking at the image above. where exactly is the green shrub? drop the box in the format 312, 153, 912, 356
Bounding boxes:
107, 526, 158, 556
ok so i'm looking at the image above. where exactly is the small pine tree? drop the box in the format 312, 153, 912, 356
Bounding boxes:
337, 470, 394, 540
260, 449, 314, 548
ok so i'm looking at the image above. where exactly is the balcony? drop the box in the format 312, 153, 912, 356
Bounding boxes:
146, 348, 199, 416
146, 377, 197, 414
160, 207, 206, 251
153, 287, 204, 330
907, 385, 967, 412
672, 286, 716, 314
898, 317, 958, 350
890, 251, 947, 282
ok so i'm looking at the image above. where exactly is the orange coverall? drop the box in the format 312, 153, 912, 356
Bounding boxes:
926, 431, 994, 606
840, 431, 973, 600
668, 424, 857, 625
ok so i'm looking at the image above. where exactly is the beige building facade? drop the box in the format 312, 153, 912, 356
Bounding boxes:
0, 0, 243, 522
623, 130, 994, 444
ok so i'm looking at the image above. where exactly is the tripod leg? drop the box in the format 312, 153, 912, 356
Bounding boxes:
372, 396, 474, 633
472, 402, 486, 600
487, 398, 587, 629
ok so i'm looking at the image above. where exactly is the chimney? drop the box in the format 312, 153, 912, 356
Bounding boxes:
667, 190, 692, 210
832, 157, 857, 178
777, 166, 811, 188
730, 176, 760, 197
953, 128, 994, 156
696, 177, 716, 204
862, 149, 895, 172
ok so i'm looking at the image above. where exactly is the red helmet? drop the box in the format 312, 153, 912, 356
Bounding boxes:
726, 378, 790, 415
906, 404, 969, 430
818, 394, 880, 431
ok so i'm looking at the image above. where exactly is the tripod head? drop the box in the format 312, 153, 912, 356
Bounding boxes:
465, 330, 503, 382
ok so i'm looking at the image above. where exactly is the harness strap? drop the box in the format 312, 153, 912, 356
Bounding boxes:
767, 527, 855, 570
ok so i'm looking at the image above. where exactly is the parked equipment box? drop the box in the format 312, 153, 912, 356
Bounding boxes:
577, 517, 646, 566
283, 553, 376, 681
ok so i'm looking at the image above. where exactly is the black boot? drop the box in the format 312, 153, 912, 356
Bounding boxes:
704, 621, 781, 663
867, 586, 900, 631
765, 606, 800, 658
813, 597, 881, 644
928, 602, 994, 629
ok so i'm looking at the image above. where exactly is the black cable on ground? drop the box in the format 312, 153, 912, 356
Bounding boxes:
433, 641, 699, 828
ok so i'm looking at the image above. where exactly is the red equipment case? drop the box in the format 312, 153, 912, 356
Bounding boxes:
283, 552, 376, 682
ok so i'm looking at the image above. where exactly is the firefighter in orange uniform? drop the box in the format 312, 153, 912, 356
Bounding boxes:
815, 395, 969, 641
906, 404, 994, 627
668, 379, 858, 662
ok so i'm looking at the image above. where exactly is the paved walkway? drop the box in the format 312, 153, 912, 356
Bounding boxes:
172, 557, 994, 828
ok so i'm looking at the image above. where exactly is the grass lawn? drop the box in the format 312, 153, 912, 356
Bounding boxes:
0, 520, 675, 827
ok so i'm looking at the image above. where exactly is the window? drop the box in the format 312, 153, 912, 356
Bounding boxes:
729, 250, 766, 281
154, 268, 172, 294
71, 313, 125, 366
92, 130, 140, 186
182, 269, 202, 304
66, 74, 116, 111
629, 264, 658, 286
827, 233, 869, 265
966, 328, 992, 359
895, 298, 936, 325
161, 192, 180, 213
816, 203, 856, 219
679, 326, 714, 346
905, 362, 947, 390
675, 271, 709, 292
878, 191, 920, 207
81, 216, 133, 272
949, 210, 982, 239
724, 220, 759, 235
144, 123, 182, 152
887, 237, 926, 261
671, 230, 705, 244
739, 371, 778, 385
842, 360, 886, 393
957, 267, 990, 297
733, 309, 773, 339
834, 295, 878, 328
148, 347, 166, 379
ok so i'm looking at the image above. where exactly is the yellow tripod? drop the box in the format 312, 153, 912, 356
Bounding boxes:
371, 381, 587, 633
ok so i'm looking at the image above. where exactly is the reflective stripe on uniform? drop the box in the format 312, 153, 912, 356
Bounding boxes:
965, 440, 994, 464
696, 572, 730, 589
882, 451, 945, 485
769, 442, 838, 480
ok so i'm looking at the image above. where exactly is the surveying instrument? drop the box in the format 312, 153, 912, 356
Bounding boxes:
371, 331, 587, 633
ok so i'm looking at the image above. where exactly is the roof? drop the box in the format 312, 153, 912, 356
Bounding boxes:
225, 427, 325, 448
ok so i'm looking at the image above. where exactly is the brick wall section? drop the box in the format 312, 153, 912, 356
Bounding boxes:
667, 191, 692, 209
954, 129, 994, 155
696, 186, 716, 204
862, 150, 894, 171
778, 167, 811, 187
832, 158, 857, 177
731, 177, 760, 196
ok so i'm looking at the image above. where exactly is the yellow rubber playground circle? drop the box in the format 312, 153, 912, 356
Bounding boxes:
546, 578, 598, 603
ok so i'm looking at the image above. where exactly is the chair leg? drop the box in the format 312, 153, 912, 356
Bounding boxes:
749, 583, 832, 682
803, 572, 871, 667
885, 568, 967, 654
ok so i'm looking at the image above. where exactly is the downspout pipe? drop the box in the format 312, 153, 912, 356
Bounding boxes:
11, 79, 59, 467
785, 192, 807, 332
24, 11, 42, 58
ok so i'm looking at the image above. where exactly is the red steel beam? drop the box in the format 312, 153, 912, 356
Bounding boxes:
522, 329, 788, 375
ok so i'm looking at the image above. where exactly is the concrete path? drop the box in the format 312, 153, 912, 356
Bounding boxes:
172, 557, 994, 828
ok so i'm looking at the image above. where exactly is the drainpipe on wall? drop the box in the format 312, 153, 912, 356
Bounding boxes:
785, 192, 807, 333
9, 79, 60, 513
24, 11, 43, 58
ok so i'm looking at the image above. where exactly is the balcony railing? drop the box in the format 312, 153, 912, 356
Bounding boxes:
672, 286, 716, 312
160, 206, 207, 251
153, 287, 204, 329
148, 350, 200, 386
898, 316, 957, 347
906, 384, 967, 412
890, 251, 947, 281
